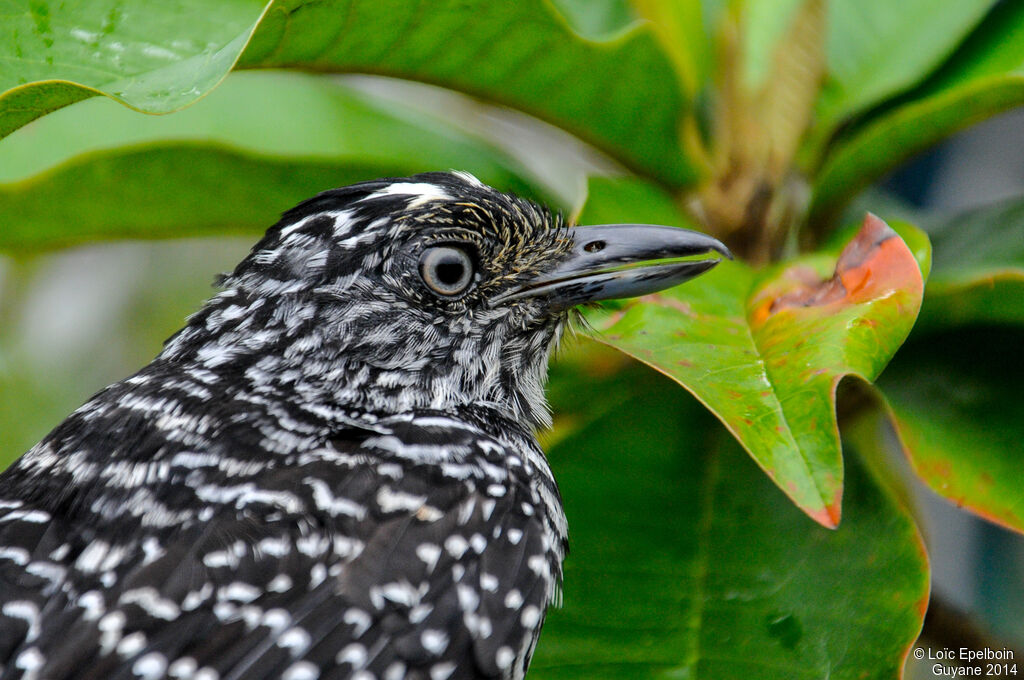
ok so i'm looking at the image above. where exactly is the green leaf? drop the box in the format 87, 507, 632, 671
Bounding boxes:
0, 71, 542, 252
878, 328, 1024, 533
740, 0, 804, 89
812, 0, 995, 143
1, 0, 696, 187
242, 0, 695, 185
0, 0, 266, 130
581, 178, 925, 526
531, 360, 929, 677
917, 197, 1024, 331
578, 175, 692, 228
809, 1, 1024, 227
754, 0, 826, 178
631, 0, 709, 96
547, 0, 638, 40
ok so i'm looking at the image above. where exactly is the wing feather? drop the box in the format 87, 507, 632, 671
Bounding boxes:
0, 417, 561, 680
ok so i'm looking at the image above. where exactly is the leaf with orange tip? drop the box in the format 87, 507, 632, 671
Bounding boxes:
582, 179, 926, 526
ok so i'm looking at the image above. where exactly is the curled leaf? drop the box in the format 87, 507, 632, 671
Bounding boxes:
585, 192, 926, 527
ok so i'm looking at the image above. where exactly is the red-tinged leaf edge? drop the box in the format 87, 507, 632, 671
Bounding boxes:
886, 406, 1024, 534
746, 214, 925, 527
590, 214, 926, 528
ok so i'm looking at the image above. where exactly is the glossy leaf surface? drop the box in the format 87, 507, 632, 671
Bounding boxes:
632, 0, 709, 96
879, 328, 1024, 533
0, 0, 695, 186
0, 71, 541, 252
532, 361, 929, 677
917, 196, 1024, 331
810, 1, 1024, 226
0, 0, 265, 133
814, 0, 994, 137
583, 179, 925, 526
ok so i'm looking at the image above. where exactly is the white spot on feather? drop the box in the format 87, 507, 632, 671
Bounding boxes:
365, 182, 452, 208
416, 543, 441, 572
14, 647, 43, 672
376, 486, 426, 513
278, 627, 311, 656
133, 652, 168, 679
421, 629, 449, 655
521, 605, 541, 628
305, 478, 366, 518
168, 657, 197, 678
116, 631, 147, 656
268, 574, 292, 592
119, 587, 181, 620
336, 643, 367, 668
496, 646, 515, 669
220, 582, 260, 603
0, 547, 29, 565
3, 601, 40, 642
444, 535, 468, 559
282, 661, 319, 680
505, 590, 523, 609
343, 608, 372, 637
430, 661, 456, 680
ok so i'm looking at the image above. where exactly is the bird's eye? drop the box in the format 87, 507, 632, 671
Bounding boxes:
419, 246, 475, 297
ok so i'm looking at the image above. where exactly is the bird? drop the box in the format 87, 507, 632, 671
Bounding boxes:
0, 171, 728, 680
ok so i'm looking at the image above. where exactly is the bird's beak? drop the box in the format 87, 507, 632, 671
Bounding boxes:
489, 224, 732, 309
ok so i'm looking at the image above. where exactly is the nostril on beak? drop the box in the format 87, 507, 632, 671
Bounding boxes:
583, 240, 606, 253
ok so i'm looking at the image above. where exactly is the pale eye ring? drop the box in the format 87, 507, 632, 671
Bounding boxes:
419, 246, 475, 296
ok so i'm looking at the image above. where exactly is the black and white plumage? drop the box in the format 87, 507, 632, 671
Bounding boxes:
0, 172, 728, 680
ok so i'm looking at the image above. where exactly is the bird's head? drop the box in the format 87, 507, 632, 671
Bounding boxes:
161, 172, 729, 430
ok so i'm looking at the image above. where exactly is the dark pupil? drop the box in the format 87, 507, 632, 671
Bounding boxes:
436, 258, 465, 286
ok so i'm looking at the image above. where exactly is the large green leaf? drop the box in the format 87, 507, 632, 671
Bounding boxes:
0, 71, 544, 252
547, 0, 637, 40
809, 1, 1024, 227
0, 0, 695, 187
916, 196, 1024, 331
531, 359, 928, 678
0, 0, 266, 128
811, 0, 995, 150
581, 177, 925, 527
631, 0, 709, 97
241, 0, 694, 185
878, 328, 1024, 533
